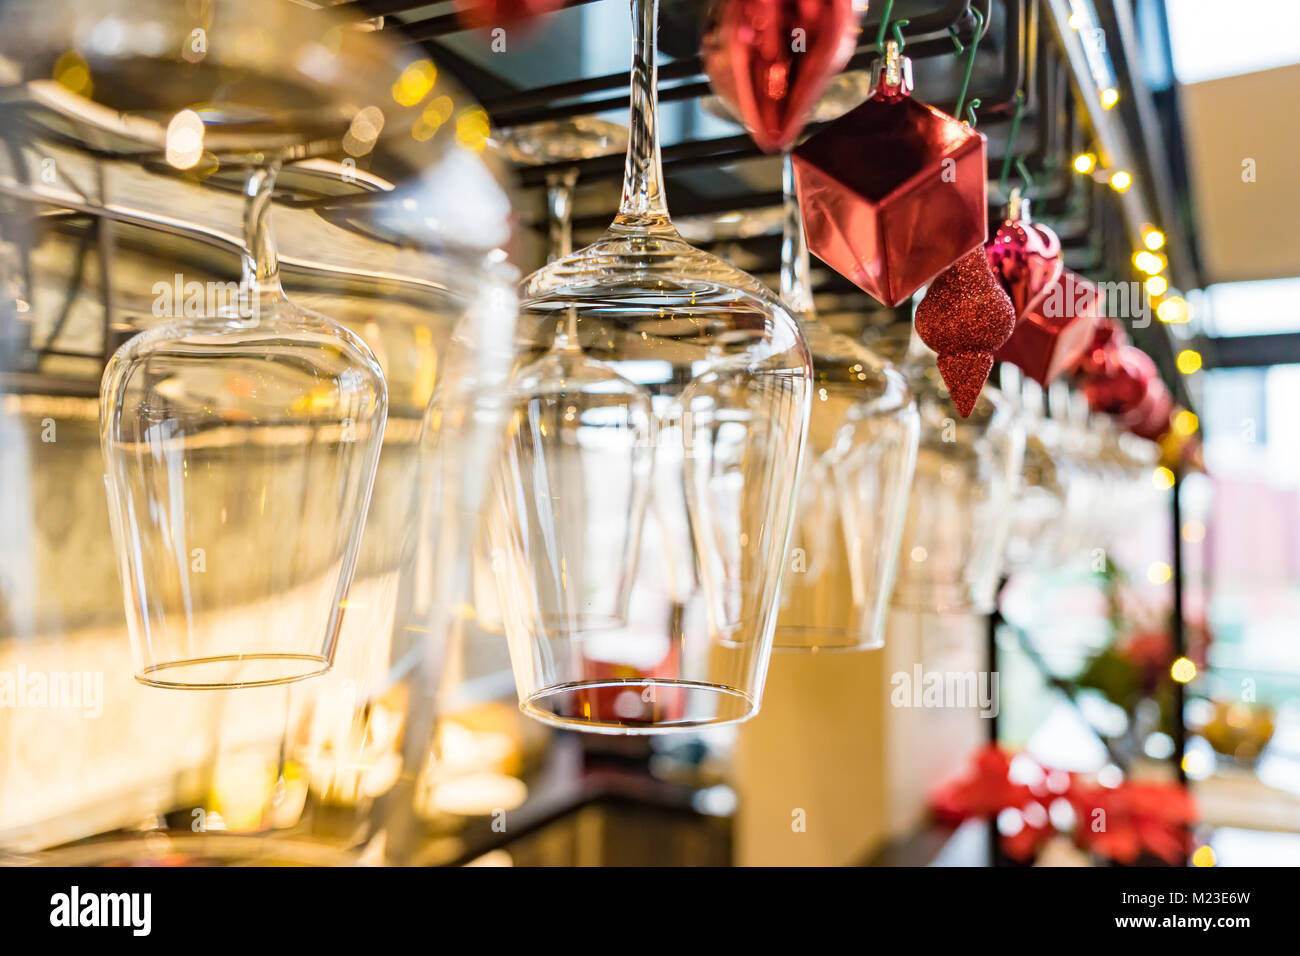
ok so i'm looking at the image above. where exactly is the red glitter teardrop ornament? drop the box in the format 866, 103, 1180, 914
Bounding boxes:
914, 249, 1017, 417
702, 0, 863, 153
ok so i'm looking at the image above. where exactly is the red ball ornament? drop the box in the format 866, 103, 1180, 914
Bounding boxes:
456, 0, 567, 30
792, 41, 987, 307
1081, 344, 1157, 416
702, 0, 863, 153
1074, 317, 1127, 378
1128, 382, 1174, 442
914, 249, 1017, 417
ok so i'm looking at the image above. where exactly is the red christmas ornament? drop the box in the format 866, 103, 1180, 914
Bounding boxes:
1074, 316, 1127, 378
985, 194, 1063, 318
997, 271, 1099, 385
456, 0, 566, 30
702, 0, 863, 153
914, 249, 1017, 417
792, 40, 987, 307
1081, 344, 1156, 417
1126, 380, 1174, 441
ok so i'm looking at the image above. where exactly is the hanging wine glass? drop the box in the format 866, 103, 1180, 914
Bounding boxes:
101, 158, 388, 687
892, 329, 1024, 615
491, 117, 655, 638
1001, 365, 1067, 575
774, 154, 918, 651
475, 119, 632, 635
488, 0, 811, 733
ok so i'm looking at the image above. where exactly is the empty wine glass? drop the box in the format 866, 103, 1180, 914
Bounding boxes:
892, 329, 1024, 615
476, 120, 633, 636
775, 155, 918, 651
492, 117, 654, 638
101, 159, 388, 687
488, 0, 811, 733
1001, 365, 1067, 574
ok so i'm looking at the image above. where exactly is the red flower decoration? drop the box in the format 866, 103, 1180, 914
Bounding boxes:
1070, 781, 1197, 865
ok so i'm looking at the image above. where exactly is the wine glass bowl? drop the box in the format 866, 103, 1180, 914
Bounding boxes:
892, 351, 1025, 615
496, 224, 810, 732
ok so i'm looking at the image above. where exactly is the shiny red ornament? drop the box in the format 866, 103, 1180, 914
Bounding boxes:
914, 249, 1017, 417
702, 0, 863, 153
455, 0, 566, 30
1126, 380, 1174, 441
985, 197, 1063, 319
997, 271, 1099, 385
792, 44, 987, 307
1074, 316, 1127, 377
1081, 344, 1157, 417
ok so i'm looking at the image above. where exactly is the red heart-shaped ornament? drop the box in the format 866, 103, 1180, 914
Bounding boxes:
703, 0, 863, 153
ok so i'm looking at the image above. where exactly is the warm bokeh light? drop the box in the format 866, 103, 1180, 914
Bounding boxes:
1157, 296, 1189, 323
164, 109, 205, 170
1192, 845, 1217, 867
1171, 656, 1197, 683
1146, 275, 1168, 296
1182, 520, 1206, 543
1177, 349, 1203, 374
1148, 561, 1172, 584
1073, 152, 1097, 173
1110, 169, 1132, 191
392, 59, 437, 107
1173, 409, 1199, 436
1134, 251, 1166, 275
1152, 465, 1176, 490
1144, 228, 1166, 250
1100, 87, 1120, 109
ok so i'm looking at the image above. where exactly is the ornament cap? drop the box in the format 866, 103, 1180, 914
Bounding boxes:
872, 40, 914, 100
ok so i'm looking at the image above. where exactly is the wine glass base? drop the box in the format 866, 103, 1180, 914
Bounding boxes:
136, 653, 332, 690
520, 679, 756, 735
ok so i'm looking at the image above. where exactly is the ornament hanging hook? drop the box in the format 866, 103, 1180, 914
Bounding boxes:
997, 90, 1028, 195
875, 0, 897, 51
952, 6, 986, 122
964, 97, 981, 127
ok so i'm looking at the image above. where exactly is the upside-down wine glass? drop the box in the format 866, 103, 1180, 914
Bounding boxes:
891, 327, 1024, 615
101, 158, 388, 687
774, 154, 918, 651
488, 0, 812, 733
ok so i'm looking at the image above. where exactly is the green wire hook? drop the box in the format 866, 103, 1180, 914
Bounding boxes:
953, 7, 986, 121
875, 0, 897, 51
998, 90, 1028, 192
889, 18, 910, 53
964, 97, 981, 127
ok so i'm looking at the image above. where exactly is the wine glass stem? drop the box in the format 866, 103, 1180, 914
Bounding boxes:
780, 154, 816, 319
614, 0, 669, 230
546, 169, 578, 261
243, 160, 284, 298
546, 169, 582, 348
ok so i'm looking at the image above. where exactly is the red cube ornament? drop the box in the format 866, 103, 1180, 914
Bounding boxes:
997, 270, 1099, 386
792, 39, 988, 307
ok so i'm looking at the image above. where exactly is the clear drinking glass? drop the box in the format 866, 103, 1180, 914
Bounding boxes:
892, 330, 1025, 614
1002, 366, 1068, 574
101, 161, 388, 688
774, 155, 918, 651
488, 0, 811, 733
